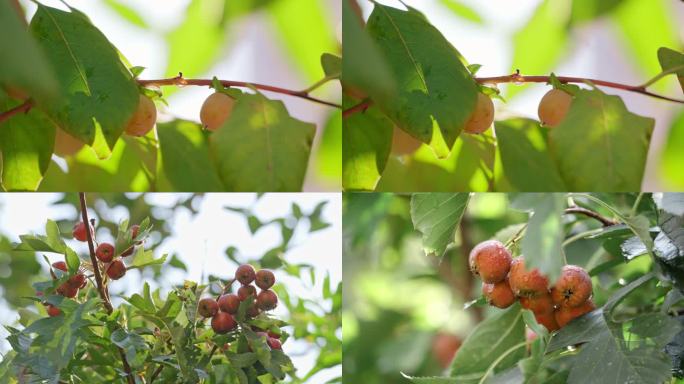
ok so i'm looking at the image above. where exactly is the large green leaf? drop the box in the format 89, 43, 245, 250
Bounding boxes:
569, 0, 624, 23
495, 118, 566, 191
342, 106, 392, 191
548, 88, 653, 191
657, 47, 684, 94
0, 94, 56, 191
209, 92, 315, 191
410, 193, 470, 258
366, 3, 478, 157
0, 0, 58, 103
437, 0, 483, 24
316, 109, 342, 186
660, 109, 684, 189
29, 4, 139, 158
157, 120, 224, 191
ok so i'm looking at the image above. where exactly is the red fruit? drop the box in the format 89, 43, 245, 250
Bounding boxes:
508, 257, 549, 297
482, 279, 515, 309
68, 273, 86, 289
469, 240, 512, 283
555, 299, 596, 328
255, 270, 275, 290
551, 265, 592, 308
52, 261, 67, 272
106, 259, 126, 280
96, 243, 115, 263
257, 290, 278, 311
237, 285, 257, 301
235, 264, 256, 285
131, 225, 140, 240
57, 282, 78, 298
72, 222, 92, 242
247, 303, 260, 318
46, 304, 61, 317
198, 298, 219, 318
267, 337, 282, 350
519, 293, 555, 315
211, 312, 237, 334
431, 333, 461, 369
122, 246, 135, 257
268, 330, 281, 339
535, 311, 560, 332
217, 294, 240, 314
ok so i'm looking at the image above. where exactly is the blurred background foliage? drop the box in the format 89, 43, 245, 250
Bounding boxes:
342, 193, 662, 383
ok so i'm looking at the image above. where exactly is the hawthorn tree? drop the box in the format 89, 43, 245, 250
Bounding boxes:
0, 193, 342, 383
0, 1, 341, 192
342, 0, 684, 192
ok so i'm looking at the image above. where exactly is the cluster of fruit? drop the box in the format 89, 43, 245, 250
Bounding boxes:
469, 239, 595, 332
197, 265, 281, 349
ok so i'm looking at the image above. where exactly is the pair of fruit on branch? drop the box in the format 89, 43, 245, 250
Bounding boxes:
471, 240, 595, 332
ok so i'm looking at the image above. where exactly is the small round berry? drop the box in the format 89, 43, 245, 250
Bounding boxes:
217, 294, 240, 314
555, 299, 596, 328
198, 298, 219, 318
508, 257, 549, 297
267, 337, 282, 350
463, 93, 495, 134
96, 243, 115, 263
106, 259, 126, 280
57, 282, 78, 298
535, 311, 560, 332
125, 95, 157, 137
482, 279, 516, 309
551, 265, 592, 307
200, 92, 235, 131
237, 285, 257, 301
255, 269, 275, 290
538, 88, 572, 127
235, 264, 256, 285
469, 240, 512, 284
46, 304, 61, 317
68, 273, 87, 289
520, 292, 555, 315
211, 312, 237, 334
257, 290, 278, 311
72, 222, 92, 242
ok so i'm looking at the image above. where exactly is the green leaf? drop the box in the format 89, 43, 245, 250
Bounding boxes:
342, 106, 393, 191
660, 109, 684, 189
509, 0, 569, 99
208, 92, 315, 191
449, 305, 525, 383
102, 0, 148, 28
0, 96, 56, 191
437, 0, 483, 24
495, 118, 566, 191
410, 193, 470, 258
0, 1, 58, 103
570, 0, 624, 23
157, 119, 225, 191
29, 4, 139, 158
321, 53, 341, 80
548, 89, 653, 191
366, 3, 478, 157
316, 109, 342, 185
657, 47, 684, 94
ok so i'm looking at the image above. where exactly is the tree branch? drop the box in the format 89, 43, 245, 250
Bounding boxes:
343, 71, 684, 117
564, 206, 617, 227
79, 193, 135, 384
137, 75, 341, 108
0, 100, 32, 124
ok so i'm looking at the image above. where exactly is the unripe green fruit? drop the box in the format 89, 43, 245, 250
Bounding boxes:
538, 89, 572, 127
96, 243, 115, 263
391, 126, 421, 155
463, 93, 494, 134
200, 92, 235, 131
125, 95, 157, 136
198, 298, 219, 318
469, 240, 512, 283
255, 269, 275, 290
482, 279, 515, 309
106, 259, 126, 280
211, 312, 237, 334
217, 294, 240, 314
235, 264, 256, 285
238, 285, 257, 301
257, 289, 278, 311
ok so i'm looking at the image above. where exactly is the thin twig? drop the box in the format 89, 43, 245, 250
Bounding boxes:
0, 100, 32, 124
564, 207, 617, 227
149, 364, 164, 383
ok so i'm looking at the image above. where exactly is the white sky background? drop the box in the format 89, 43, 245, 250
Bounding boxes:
0, 193, 342, 383
19, 0, 341, 191
361, 0, 684, 190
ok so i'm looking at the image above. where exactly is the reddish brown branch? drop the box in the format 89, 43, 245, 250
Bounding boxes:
342, 72, 684, 117
0, 100, 32, 124
564, 207, 617, 227
137, 76, 341, 108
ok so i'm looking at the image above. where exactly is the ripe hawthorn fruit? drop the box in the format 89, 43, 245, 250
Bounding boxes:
235, 264, 256, 285
121, 246, 135, 257
217, 293, 240, 314
391, 126, 422, 155
130, 224, 140, 240
198, 298, 219, 318
106, 259, 126, 280
431, 333, 461, 369
257, 290, 278, 311
247, 302, 260, 318
463, 92, 495, 134
72, 222, 92, 242
68, 273, 87, 289
211, 312, 237, 334
482, 279, 516, 309
268, 330, 281, 339
538, 88, 572, 127
200, 92, 235, 131
551, 265, 592, 307
46, 304, 61, 317
52, 261, 67, 272
519, 292, 555, 315
555, 299, 595, 328
534, 310, 560, 332
57, 282, 78, 298
96, 242, 115, 263
469, 240, 512, 284
54, 129, 83, 157
508, 257, 549, 297
125, 94, 157, 137
267, 337, 282, 350
255, 269, 275, 290
238, 285, 257, 301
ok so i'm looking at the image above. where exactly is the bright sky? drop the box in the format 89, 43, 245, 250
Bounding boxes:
0, 193, 342, 383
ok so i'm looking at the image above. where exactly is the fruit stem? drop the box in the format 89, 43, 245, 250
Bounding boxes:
0, 99, 32, 124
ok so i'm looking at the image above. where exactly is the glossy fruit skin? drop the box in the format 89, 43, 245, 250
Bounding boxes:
508, 257, 549, 297
535, 310, 560, 332
46, 304, 61, 317
463, 93, 495, 134
255, 270, 275, 290
538, 89, 572, 127
68, 273, 87, 289
52, 261, 67, 272
217, 294, 240, 314
555, 299, 595, 328
469, 240, 512, 284
211, 312, 237, 334
125, 95, 157, 136
391, 126, 422, 155
551, 265, 592, 307
96, 243, 115, 263
519, 292, 555, 314
106, 259, 126, 280
198, 298, 219, 318
200, 92, 235, 131
257, 290, 278, 311
238, 285, 257, 301
54, 129, 83, 157
482, 279, 516, 309
235, 265, 256, 285
72, 222, 92, 242
267, 337, 282, 350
